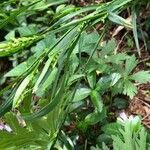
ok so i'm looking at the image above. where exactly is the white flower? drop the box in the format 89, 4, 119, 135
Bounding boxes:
118, 112, 134, 124
119, 112, 128, 121
117, 112, 141, 132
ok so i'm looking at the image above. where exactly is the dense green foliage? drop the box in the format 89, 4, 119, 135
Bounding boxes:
0, 0, 150, 149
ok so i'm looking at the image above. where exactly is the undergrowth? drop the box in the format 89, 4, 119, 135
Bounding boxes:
0, 0, 150, 149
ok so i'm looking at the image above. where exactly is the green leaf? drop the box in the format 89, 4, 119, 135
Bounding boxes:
5, 56, 36, 77
84, 108, 106, 125
102, 142, 110, 150
0, 112, 53, 149
130, 71, 150, 83
132, 7, 141, 56
97, 134, 112, 145
68, 74, 84, 86
17, 24, 38, 37
36, 67, 58, 96
30, 0, 67, 11
107, 53, 128, 64
135, 128, 147, 150
106, 0, 132, 12
56, 4, 66, 13
96, 76, 112, 92
87, 72, 96, 89
113, 98, 128, 109
110, 73, 121, 86
90, 90, 103, 112
123, 80, 137, 98
13, 74, 33, 108
0, 1, 40, 29
5, 30, 15, 40
125, 55, 138, 75
101, 39, 117, 55
112, 79, 124, 96
73, 87, 91, 102
102, 123, 121, 136
109, 12, 132, 28
33, 56, 54, 93
84, 31, 100, 44
5, 63, 28, 77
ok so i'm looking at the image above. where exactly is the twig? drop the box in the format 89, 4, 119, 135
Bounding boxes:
138, 58, 150, 64
139, 99, 150, 108
84, 139, 87, 150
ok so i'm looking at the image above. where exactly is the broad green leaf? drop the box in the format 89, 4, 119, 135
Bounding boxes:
110, 73, 121, 86
101, 39, 117, 55
86, 29, 105, 65
73, 87, 91, 102
82, 31, 100, 45
68, 74, 84, 86
107, 53, 128, 64
87, 72, 96, 89
0, 112, 52, 149
123, 80, 137, 98
90, 90, 103, 112
5, 30, 15, 40
96, 76, 112, 92
130, 71, 150, 83
74, 31, 100, 54
17, 24, 38, 37
5, 63, 28, 77
112, 80, 124, 96
56, 4, 66, 13
32, 34, 57, 56
69, 101, 84, 112
125, 55, 138, 75
5, 57, 35, 77
102, 123, 121, 136
84, 108, 106, 125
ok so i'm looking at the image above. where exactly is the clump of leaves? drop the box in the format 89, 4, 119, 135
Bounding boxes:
92, 113, 149, 150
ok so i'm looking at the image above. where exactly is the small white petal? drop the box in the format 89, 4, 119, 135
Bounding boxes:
119, 112, 127, 121
129, 115, 134, 121
4, 125, 12, 132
